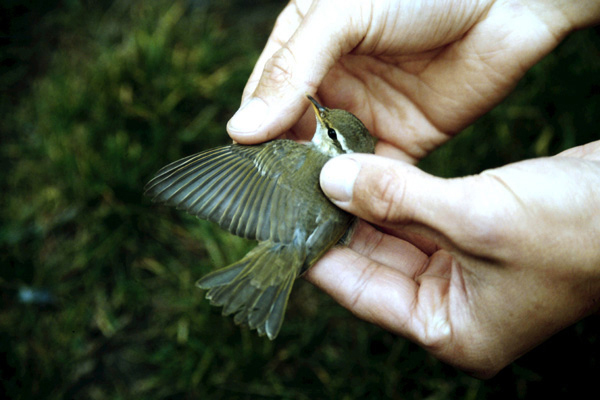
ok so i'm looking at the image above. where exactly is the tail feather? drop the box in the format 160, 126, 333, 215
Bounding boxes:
196, 242, 300, 340
265, 275, 294, 337
223, 281, 257, 315
199, 263, 245, 289
246, 285, 278, 328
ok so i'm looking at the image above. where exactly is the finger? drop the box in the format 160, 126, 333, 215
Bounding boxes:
307, 242, 461, 344
319, 154, 478, 247
319, 154, 454, 225
346, 221, 430, 277
557, 139, 600, 160
305, 245, 421, 339
227, 0, 369, 144
239, 0, 311, 104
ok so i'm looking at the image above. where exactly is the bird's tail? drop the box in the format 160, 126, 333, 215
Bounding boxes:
196, 241, 301, 340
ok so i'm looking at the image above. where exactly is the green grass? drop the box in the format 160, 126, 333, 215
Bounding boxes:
1, 1, 599, 399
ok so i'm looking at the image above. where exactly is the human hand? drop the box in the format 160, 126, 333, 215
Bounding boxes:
305, 140, 600, 377
226, 0, 600, 377
227, 0, 598, 162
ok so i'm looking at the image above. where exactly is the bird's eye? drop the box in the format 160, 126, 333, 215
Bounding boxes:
327, 128, 337, 140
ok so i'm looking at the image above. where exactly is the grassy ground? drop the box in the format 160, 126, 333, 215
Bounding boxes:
1, 1, 599, 399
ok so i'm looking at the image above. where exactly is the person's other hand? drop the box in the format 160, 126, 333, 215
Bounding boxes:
306, 141, 600, 378
227, 0, 597, 162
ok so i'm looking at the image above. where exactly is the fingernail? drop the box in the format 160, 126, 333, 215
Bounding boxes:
227, 97, 269, 134
320, 157, 360, 203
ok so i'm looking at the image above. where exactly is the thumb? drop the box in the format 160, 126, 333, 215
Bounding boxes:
320, 154, 469, 233
227, 1, 366, 144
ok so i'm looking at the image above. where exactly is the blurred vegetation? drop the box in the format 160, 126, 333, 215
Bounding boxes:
1, 1, 598, 399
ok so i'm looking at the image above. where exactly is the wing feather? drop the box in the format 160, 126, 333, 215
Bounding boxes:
144, 140, 316, 242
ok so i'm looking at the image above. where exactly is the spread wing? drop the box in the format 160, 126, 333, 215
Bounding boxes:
144, 140, 321, 242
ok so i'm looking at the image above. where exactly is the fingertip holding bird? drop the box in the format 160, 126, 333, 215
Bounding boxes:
320, 156, 361, 204
227, 97, 269, 137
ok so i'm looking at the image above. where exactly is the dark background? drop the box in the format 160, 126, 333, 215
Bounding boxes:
1, 1, 599, 398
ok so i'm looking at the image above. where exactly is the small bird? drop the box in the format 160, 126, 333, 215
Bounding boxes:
144, 95, 375, 339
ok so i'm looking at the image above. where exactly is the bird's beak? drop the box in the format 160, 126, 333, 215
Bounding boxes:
307, 94, 327, 126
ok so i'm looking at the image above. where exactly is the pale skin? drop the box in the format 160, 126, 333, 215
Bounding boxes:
226, 0, 600, 377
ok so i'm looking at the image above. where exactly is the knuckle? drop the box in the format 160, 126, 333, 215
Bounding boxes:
348, 261, 381, 310
418, 323, 453, 352
366, 168, 408, 225
261, 46, 297, 89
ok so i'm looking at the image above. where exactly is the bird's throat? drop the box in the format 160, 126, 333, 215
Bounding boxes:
311, 124, 344, 157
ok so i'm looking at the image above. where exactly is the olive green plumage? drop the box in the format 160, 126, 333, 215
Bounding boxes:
144, 96, 375, 339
